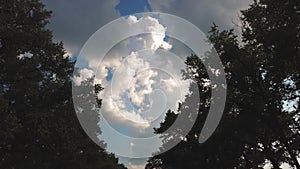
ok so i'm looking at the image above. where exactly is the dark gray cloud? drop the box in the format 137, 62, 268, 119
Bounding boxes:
149, 0, 252, 33
41, 0, 252, 56
41, 0, 253, 57
41, 0, 119, 55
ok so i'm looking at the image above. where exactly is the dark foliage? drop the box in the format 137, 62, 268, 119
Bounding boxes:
0, 0, 126, 168
147, 0, 300, 168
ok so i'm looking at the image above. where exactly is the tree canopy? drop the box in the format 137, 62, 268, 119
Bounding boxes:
147, 0, 300, 168
0, 0, 126, 168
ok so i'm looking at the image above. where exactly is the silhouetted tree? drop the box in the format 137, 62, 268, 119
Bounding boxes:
147, 0, 300, 168
0, 0, 126, 168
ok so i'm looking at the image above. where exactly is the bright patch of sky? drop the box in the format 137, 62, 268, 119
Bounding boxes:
115, 0, 152, 16
17, 52, 33, 60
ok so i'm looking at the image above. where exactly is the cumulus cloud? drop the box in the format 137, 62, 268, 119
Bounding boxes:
118, 158, 149, 169
73, 68, 94, 86
73, 15, 175, 128
99, 52, 160, 128
126, 162, 146, 169
127, 16, 172, 51
74, 15, 192, 131
160, 77, 178, 92
73, 15, 194, 160
101, 94, 151, 128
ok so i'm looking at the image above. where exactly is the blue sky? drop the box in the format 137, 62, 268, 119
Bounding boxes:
115, 0, 152, 16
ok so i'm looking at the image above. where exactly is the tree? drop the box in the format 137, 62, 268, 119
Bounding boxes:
147, 0, 300, 168
0, 0, 126, 168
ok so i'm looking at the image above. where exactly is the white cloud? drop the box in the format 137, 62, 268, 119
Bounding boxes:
63, 48, 73, 59
101, 97, 151, 128
128, 65, 158, 105
161, 77, 178, 92
77, 15, 191, 136
126, 162, 145, 169
128, 15, 139, 24
93, 15, 176, 128
100, 51, 156, 128
127, 15, 172, 51
73, 68, 94, 86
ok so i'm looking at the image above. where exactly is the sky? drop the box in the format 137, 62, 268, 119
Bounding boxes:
41, 0, 252, 58
39, 0, 272, 169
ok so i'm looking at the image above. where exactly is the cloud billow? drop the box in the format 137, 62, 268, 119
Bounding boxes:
72, 12, 226, 161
